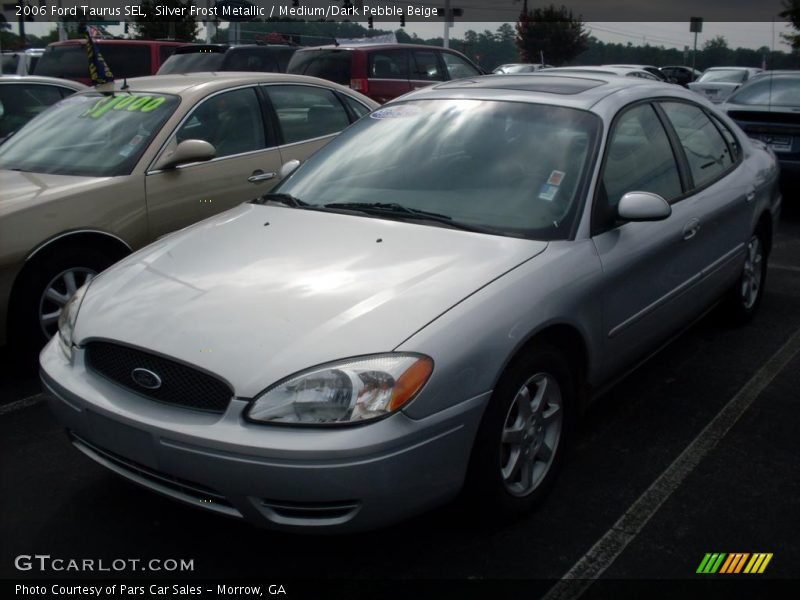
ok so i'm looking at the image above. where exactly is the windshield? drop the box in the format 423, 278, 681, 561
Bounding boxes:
728, 76, 800, 107
157, 52, 225, 74
273, 99, 600, 240
0, 92, 179, 177
698, 69, 748, 84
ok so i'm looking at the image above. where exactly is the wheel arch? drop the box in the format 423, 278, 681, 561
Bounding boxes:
495, 321, 591, 408
7, 229, 132, 332
755, 210, 773, 257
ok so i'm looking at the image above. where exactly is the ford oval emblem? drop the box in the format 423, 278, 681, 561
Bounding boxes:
131, 368, 162, 390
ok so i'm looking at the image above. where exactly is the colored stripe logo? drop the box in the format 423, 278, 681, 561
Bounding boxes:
697, 553, 773, 574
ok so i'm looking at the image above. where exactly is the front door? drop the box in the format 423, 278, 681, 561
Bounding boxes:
145, 86, 282, 239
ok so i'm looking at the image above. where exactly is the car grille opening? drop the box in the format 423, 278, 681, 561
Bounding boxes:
84, 341, 233, 413
69, 432, 240, 517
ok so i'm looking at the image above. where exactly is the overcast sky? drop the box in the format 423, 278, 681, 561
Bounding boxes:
10, 20, 795, 53
409, 21, 794, 52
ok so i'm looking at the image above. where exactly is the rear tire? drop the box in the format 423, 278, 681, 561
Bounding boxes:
462, 344, 574, 519
724, 228, 768, 324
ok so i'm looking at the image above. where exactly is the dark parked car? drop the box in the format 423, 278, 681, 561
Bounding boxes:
0, 75, 86, 141
287, 43, 483, 104
688, 67, 762, 104
660, 65, 703, 87
35, 39, 186, 85
156, 44, 298, 75
722, 71, 800, 181
605, 64, 671, 82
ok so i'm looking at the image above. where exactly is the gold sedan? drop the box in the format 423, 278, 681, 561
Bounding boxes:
0, 72, 377, 360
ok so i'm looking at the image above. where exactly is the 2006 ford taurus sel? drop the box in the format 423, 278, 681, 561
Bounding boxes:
41, 74, 781, 532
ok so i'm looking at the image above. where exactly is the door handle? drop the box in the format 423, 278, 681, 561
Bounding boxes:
745, 188, 756, 203
683, 218, 701, 240
248, 171, 276, 183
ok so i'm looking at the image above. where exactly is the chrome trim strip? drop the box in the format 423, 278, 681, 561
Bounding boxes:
26, 229, 133, 262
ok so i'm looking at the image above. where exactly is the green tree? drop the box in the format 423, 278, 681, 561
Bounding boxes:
515, 4, 589, 66
134, 0, 197, 42
780, 0, 800, 50
700, 35, 732, 68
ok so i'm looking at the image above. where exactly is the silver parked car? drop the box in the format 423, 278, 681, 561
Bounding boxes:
41, 73, 781, 533
688, 67, 762, 103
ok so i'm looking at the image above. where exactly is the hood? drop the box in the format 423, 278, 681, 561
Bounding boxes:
76, 203, 548, 397
0, 169, 108, 216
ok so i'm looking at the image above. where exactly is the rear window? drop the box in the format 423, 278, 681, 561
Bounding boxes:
287, 50, 352, 85
35, 44, 151, 79
698, 69, 748, 84
157, 52, 224, 74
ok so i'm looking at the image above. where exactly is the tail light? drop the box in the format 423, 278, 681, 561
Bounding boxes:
350, 78, 368, 94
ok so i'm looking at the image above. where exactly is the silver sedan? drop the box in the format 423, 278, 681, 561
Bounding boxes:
40, 73, 781, 532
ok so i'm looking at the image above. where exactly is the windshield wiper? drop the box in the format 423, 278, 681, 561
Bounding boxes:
325, 202, 453, 221
251, 192, 309, 208
322, 202, 494, 234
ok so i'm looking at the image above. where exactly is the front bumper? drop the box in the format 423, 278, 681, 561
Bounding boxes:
40, 339, 489, 533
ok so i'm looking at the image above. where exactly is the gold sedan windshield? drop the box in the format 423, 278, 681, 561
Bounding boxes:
0, 92, 179, 177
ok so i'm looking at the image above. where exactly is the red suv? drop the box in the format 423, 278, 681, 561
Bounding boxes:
35, 40, 186, 85
287, 43, 483, 104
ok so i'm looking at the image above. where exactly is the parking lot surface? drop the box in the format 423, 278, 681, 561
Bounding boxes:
2, 203, 798, 592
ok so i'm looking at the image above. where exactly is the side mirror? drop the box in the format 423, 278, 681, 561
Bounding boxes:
617, 191, 671, 222
279, 159, 301, 179
153, 139, 216, 170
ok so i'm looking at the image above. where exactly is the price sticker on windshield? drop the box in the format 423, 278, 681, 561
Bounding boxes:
370, 105, 422, 120
539, 171, 566, 202
81, 95, 166, 119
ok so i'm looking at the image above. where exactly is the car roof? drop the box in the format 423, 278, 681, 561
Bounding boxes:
704, 66, 761, 72
0, 74, 87, 89
398, 73, 687, 111
606, 64, 658, 69
47, 39, 186, 47
296, 43, 462, 52
83, 71, 368, 100
542, 66, 650, 77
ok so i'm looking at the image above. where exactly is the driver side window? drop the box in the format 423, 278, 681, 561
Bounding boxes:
175, 87, 268, 158
595, 103, 682, 232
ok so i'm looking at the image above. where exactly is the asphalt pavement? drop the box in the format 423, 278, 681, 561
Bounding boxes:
1, 203, 799, 597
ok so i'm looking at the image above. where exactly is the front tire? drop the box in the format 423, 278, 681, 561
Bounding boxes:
9, 247, 118, 367
463, 345, 574, 518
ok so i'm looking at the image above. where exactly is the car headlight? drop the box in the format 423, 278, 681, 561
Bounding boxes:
246, 354, 433, 425
57, 283, 90, 359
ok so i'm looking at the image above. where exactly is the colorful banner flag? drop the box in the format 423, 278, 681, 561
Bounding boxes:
84, 27, 114, 86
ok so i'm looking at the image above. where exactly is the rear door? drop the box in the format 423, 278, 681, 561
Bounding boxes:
366, 49, 411, 103
262, 83, 359, 163
409, 49, 446, 92
657, 100, 752, 305
145, 86, 282, 237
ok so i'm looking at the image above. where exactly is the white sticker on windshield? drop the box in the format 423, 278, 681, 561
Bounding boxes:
538, 183, 559, 202
370, 105, 422, 120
